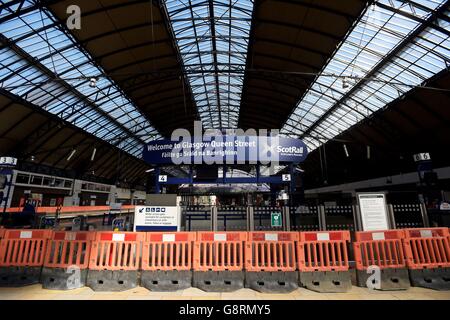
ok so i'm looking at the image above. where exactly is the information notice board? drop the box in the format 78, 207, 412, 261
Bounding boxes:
357, 193, 390, 231
134, 206, 180, 232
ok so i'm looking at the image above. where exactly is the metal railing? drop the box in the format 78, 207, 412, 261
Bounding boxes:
181, 203, 431, 232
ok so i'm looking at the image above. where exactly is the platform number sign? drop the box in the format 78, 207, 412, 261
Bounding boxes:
413, 153, 431, 162
158, 175, 168, 183
271, 211, 282, 227
282, 174, 291, 182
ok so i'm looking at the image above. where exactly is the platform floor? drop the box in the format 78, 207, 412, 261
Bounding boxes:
0, 285, 449, 300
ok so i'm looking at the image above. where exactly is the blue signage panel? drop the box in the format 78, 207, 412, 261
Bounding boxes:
142, 136, 308, 165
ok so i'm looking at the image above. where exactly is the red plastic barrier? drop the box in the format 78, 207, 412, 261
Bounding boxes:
0, 230, 52, 267
142, 232, 196, 271
88, 232, 144, 271
193, 232, 247, 271
44, 231, 95, 269
403, 228, 450, 269
354, 230, 406, 270
297, 231, 350, 272
245, 232, 298, 272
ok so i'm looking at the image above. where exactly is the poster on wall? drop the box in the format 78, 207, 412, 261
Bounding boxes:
357, 193, 390, 231
134, 206, 180, 232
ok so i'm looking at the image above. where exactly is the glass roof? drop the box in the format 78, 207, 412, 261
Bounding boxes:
1, 0, 449, 162
0, 1, 161, 158
164, 0, 254, 129
281, 0, 450, 151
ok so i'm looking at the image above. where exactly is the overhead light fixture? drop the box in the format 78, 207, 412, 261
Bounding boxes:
90, 148, 97, 161
145, 168, 155, 173
30, 155, 35, 161
343, 144, 349, 158
66, 149, 77, 161
295, 167, 304, 173
89, 78, 97, 88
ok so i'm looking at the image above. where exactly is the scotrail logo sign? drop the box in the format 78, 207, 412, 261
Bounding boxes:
142, 121, 308, 167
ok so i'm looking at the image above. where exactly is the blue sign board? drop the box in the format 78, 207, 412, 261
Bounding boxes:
143, 135, 308, 165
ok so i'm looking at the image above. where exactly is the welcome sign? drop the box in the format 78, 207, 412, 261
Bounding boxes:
143, 135, 308, 165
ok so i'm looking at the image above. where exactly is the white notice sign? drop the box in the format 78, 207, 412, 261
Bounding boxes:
134, 206, 180, 232
357, 193, 390, 231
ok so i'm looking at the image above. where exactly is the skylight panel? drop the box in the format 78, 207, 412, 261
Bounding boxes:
282, 0, 449, 151
164, 0, 254, 129
0, 4, 161, 158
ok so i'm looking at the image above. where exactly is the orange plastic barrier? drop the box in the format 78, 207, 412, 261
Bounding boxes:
403, 228, 450, 269
297, 231, 350, 272
142, 232, 196, 271
44, 231, 95, 269
193, 232, 247, 271
0, 230, 52, 267
88, 232, 144, 271
245, 232, 298, 272
354, 230, 406, 270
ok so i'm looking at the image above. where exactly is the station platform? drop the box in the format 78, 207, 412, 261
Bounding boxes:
0, 285, 448, 300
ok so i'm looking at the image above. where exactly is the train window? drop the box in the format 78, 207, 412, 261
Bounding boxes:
16, 173, 30, 184
64, 180, 73, 188
43, 177, 53, 186
30, 175, 43, 185
54, 179, 64, 187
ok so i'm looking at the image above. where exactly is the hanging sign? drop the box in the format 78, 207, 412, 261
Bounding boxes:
158, 175, 168, 182
413, 153, 431, 162
143, 136, 308, 165
0, 157, 17, 167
